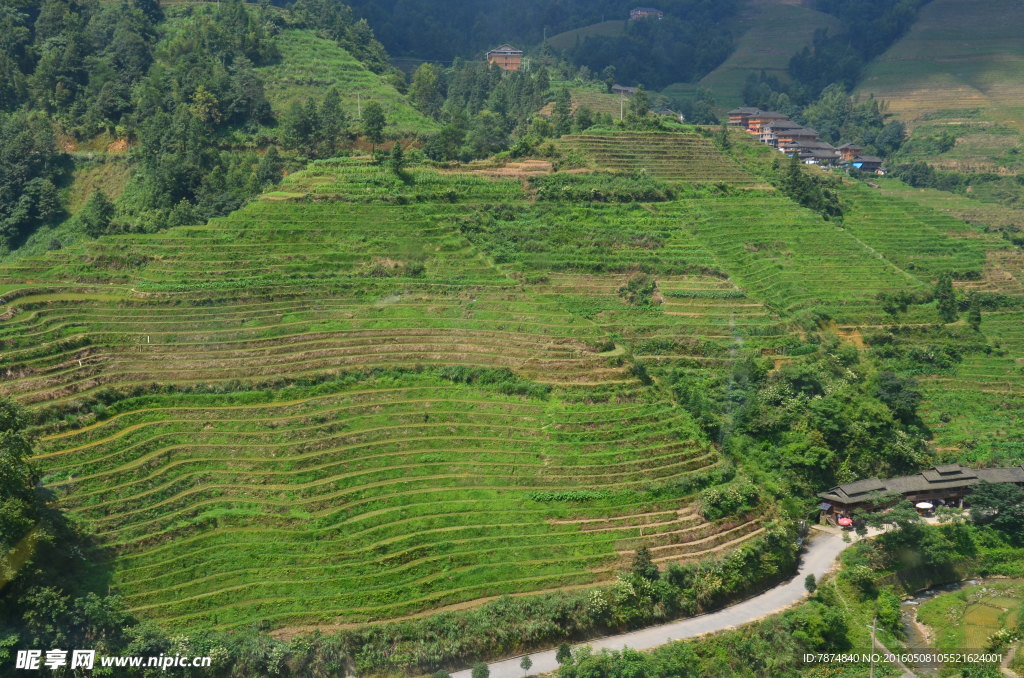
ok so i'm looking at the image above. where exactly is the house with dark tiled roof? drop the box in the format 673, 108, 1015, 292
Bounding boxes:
745, 111, 788, 135
790, 140, 840, 165
818, 463, 1024, 517
727, 107, 762, 128
761, 120, 817, 147
837, 143, 865, 162
850, 155, 883, 172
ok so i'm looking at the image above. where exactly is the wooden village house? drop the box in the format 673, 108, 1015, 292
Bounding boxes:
630, 7, 665, 20
486, 44, 525, 71
818, 463, 1024, 522
727, 107, 879, 169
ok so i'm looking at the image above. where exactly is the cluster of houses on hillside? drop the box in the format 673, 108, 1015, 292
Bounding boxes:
728, 107, 884, 172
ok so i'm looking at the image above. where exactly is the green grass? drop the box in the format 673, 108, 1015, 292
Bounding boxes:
857, 0, 1024, 172
258, 29, 437, 136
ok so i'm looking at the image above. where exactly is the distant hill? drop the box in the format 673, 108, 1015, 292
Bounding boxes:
546, 20, 626, 52
663, 0, 839, 109
856, 0, 1024, 172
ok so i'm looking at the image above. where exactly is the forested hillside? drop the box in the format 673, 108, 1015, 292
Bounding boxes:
0, 0, 414, 260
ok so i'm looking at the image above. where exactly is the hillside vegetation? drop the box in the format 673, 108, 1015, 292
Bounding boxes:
258, 29, 437, 136
1, 157, 788, 638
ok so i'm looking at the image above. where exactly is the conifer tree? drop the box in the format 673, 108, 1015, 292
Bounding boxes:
934, 273, 958, 323
80, 189, 116, 237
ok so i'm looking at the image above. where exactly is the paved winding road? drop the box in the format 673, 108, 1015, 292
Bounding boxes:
451, 530, 848, 678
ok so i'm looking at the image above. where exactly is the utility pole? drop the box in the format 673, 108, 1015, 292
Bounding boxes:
867, 617, 878, 678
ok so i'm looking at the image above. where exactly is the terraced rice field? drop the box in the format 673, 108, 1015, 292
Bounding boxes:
658, 195, 922, 323
556, 133, 765, 185
1, 154, 788, 632
874, 178, 1024, 233
663, 0, 840, 109
257, 29, 437, 136
34, 375, 753, 630
840, 183, 1001, 281
918, 579, 1024, 654
5, 135, 1021, 633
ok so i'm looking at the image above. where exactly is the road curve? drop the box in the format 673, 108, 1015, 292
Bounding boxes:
451, 530, 847, 678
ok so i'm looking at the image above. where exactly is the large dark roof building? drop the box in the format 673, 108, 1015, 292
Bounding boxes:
818, 463, 1024, 514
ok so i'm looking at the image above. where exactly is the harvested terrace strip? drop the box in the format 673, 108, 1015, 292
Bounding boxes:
31, 377, 758, 630
0, 286, 632, 405
957, 251, 1024, 297
556, 132, 766, 186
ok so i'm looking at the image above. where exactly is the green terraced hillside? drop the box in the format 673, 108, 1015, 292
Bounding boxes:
557, 132, 766, 185
663, 0, 840, 109
1, 155, 787, 633
5, 133, 1024, 635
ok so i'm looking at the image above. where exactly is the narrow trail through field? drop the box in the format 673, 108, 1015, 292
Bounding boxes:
451, 529, 847, 678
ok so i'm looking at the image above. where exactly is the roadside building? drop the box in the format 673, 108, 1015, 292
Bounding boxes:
817, 463, 1024, 519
